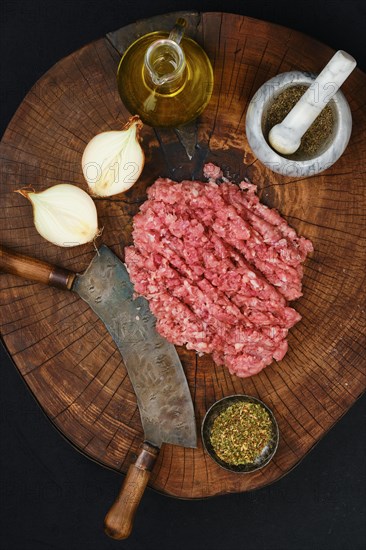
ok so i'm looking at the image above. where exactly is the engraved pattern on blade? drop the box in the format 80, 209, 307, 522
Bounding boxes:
73, 245, 196, 448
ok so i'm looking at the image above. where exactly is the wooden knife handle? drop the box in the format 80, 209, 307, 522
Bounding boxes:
104, 442, 160, 540
0, 245, 76, 290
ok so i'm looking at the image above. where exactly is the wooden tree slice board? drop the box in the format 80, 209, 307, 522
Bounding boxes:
0, 11, 365, 499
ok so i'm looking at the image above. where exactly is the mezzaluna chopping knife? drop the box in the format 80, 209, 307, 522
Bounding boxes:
0, 244, 197, 539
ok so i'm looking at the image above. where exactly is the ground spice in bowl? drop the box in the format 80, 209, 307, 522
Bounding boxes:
264, 85, 334, 160
202, 395, 279, 473
210, 402, 273, 465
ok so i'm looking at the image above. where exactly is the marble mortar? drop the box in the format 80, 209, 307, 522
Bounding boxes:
245, 71, 352, 178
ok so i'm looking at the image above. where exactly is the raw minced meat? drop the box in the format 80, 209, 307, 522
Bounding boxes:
125, 163, 313, 378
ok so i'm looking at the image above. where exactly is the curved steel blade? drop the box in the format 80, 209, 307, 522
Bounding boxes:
73, 245, 196, 449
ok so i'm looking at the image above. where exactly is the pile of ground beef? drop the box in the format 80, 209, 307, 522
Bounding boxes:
125, 164, 313, 378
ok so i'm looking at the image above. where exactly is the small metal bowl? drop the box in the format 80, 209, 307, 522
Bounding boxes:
201, 395, 279, 473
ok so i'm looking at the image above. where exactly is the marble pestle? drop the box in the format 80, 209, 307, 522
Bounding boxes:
268, 50, 357, 155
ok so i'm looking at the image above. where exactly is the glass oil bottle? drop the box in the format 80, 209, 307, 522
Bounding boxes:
117, 18, 214, 127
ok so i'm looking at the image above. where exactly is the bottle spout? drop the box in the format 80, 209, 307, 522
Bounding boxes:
144, 19, 187, 87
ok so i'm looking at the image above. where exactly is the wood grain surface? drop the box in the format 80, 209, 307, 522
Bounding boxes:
0, 11, 365, 499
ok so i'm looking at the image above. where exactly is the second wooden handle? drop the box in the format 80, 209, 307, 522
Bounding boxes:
0, 245, 76, 290
104, 442, 159, 540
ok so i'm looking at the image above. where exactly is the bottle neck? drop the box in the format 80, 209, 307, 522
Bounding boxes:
144, 38, 187, 94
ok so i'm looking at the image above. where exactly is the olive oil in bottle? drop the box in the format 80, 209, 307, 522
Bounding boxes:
117, 19, 214, 127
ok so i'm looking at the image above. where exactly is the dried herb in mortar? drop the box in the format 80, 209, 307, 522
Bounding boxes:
210, 401, 273, 465
265, 85, 334, 158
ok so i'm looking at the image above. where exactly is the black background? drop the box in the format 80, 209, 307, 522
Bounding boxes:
0, 1, 365, 549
